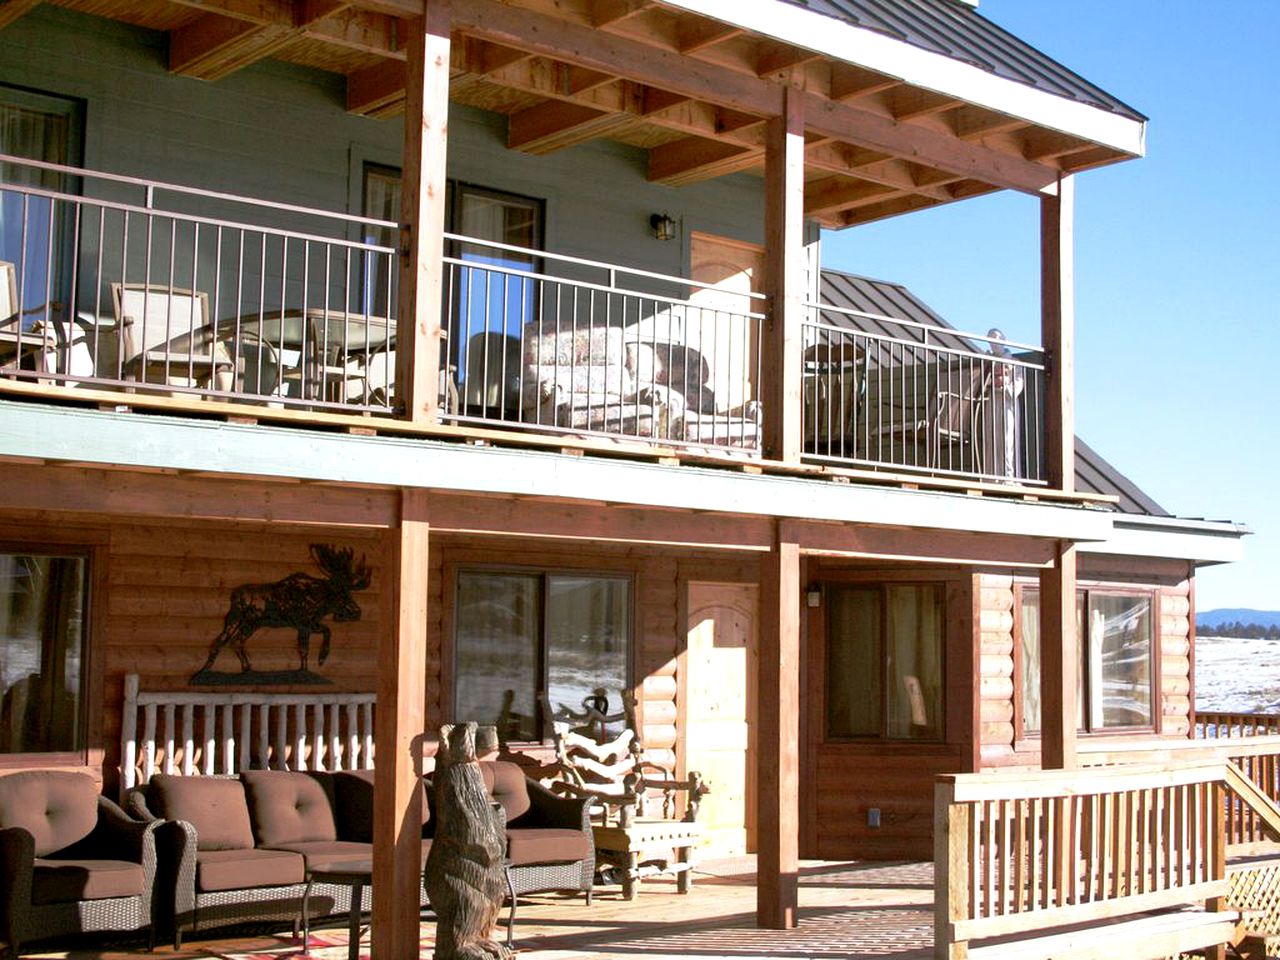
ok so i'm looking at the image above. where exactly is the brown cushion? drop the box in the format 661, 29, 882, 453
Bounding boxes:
0, 771, 98, 857
32, 858, 145, 903
149, 775, 254, 852
195, 848, 305, 893
241, 771, 337, 846
479, 762, 531, 824
261, 840, 371, 873
332, 771, 430, 842
506, 828, 592, 867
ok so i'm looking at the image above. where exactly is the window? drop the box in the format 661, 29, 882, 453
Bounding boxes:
1019, 587, 1154, 734
0, 85, 84, 329
360, 163, 400, 318
0, 551, 89, 755
826, 583, 944, 740
453, 570, 629, 742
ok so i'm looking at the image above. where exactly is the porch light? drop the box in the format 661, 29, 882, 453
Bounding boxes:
649, 212, 678, 241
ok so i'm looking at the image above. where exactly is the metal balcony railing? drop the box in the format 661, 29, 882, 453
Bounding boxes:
0, 153, 399, 412
801, 301, 1048, 485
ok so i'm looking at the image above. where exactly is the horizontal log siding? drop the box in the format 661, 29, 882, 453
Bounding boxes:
978, 564, 1196, 770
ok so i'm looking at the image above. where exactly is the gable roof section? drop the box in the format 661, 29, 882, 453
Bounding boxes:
818, 268, 1168, 516
787, 0, 1144, 121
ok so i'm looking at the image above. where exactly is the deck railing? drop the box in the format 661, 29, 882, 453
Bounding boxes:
442, 234, 766, 452
1197, 711, 1280, 739
934, 762, 1258, 960
803, 302, 1047, 484
0, 153, 399, 412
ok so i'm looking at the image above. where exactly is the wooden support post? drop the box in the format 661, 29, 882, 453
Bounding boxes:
757, 520, 800, 928
762, 86, 805, 464
397, 2, 451, 424
372, 488, 430, 960
933, 778, 969, 960
1039, 540, 1077, 769
1041, 175, 1074, 492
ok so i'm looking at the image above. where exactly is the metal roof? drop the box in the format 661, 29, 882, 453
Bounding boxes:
783, 0, 1146, 122
818, 268, 1169, 517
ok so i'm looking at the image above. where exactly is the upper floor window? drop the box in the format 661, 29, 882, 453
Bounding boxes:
452, 570, 629, 742
826, 582, 944, 741
0, 85, 85, 330
1019, 587, 1154, 735
0, 550, 89, 755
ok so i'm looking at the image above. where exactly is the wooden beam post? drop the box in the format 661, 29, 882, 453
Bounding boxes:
1041, 175, 1074, 492
757, 520, 800, 928
762, 86, 805, 464
372, 488, 430, 960
1039, 540, 1077, 769
397, 2, 451, 424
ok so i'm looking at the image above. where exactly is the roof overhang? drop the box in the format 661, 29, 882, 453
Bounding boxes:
1078, 515, 1251, 567
658, 0, 1146, 157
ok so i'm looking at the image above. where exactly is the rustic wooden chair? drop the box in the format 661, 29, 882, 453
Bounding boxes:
539, 690, 708, 899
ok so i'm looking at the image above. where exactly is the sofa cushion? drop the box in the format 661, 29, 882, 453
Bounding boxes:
195, 848, 305, 893
32, 858, 145, 903
241, 771, 337, 846
331, 770, 430, 843
479, 761, 531, 824
0, 770, 97, 857
261, 840, 371, 873
149, 775, 254, 851
506, 828, 593, 867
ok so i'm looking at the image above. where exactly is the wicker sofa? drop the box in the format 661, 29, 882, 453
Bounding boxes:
132, 762, 592, 946
0, 770, 159, 958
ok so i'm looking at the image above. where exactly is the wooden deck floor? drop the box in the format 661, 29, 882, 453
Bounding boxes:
25, 859, 936, 960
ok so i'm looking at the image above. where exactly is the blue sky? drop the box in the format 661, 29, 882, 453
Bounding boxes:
820, 0, 1280, 612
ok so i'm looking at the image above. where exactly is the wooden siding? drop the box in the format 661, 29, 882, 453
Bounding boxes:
977, 559, 1196, 769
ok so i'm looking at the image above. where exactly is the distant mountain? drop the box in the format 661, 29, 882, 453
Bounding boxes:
1198, 608, 1280, 629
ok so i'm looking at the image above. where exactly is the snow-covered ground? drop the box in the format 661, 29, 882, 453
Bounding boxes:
1195, 635, 1280, 714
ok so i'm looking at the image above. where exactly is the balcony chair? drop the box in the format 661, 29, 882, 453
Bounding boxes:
870, 364, 992, 475
540, 690, 708, 899
0, 770, 160, 958
33, 318, 96, 382
113, 282, 235, 392
463, 331, 522, 419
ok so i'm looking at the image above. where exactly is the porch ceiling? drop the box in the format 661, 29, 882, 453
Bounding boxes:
33, 0, 1144, 227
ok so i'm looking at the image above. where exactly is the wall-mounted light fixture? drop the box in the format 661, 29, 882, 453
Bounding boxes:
649, 212, 678, 242
806, 585, 823, 608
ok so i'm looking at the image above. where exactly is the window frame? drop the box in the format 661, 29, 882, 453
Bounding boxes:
1014, 582, 1161, 740
0, 534, 104, 771
446, 562, 635, 746
822, 579, 948, 744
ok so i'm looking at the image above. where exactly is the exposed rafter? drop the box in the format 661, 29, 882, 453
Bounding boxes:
0, 0, 41, 31
508, 98, 635, 154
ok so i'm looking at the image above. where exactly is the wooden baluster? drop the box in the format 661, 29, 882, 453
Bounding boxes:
221, 703, 234, 774
313, 703, 325, 770
239, 702, 251, 772
1013, 798, 1026, 912
143, 702, 157, 785
362, 701, 375, 767
181, 704, 194, 775
163, 704, 176, 775
347, 702, 359, 770
275, 704, 287, 770
258, 704, 269, 769
295, 703, 306, 770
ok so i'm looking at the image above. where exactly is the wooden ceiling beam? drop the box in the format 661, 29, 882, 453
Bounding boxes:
347, 57, 406, 117
756, 40, 823, 78
170, 14, 297, 80
451, 0, 1063, 194
589, 0, 654, 28
948, 104, 1029, 141
168, 0, 401, 61
508, 98, 635, 153
648, 137, 760, 186
804, 176, 898, 217
829, 63, 899, 102
676, 19, 743, 54
0, 0, 41, 31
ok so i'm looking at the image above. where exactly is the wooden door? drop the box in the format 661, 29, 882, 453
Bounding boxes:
684, 581, 758, 858
689, 233, 764, 413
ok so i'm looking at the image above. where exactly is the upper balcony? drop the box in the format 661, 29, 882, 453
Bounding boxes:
1, 155, 1049, 488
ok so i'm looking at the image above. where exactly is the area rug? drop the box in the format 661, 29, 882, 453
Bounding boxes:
214, 931, 394, 960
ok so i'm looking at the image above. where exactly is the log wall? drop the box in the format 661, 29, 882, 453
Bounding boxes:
977, 557, 1196, 769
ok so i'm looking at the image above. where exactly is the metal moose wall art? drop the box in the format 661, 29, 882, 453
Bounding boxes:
190, 544, 373, 687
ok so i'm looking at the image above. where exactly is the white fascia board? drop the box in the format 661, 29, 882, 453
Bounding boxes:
0, 402, 1112, 542
659, 0, 1146, 157
1077, 518, 1248, 566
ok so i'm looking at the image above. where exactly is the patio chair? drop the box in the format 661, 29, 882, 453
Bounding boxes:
113, 282, 235, 390
873, 364, 992, 474
0, 770, 160, 957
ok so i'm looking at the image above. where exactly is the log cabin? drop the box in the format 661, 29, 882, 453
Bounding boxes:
0, 0, 1259, 956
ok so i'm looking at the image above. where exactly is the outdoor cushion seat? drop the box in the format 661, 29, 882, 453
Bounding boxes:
146, 775, 255, 851
32, 858, 145, 903
505, 828, 593, 867
193, 848, 305, 893
241, 771, 337, 846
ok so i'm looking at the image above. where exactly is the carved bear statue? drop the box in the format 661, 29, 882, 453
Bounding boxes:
424, 722, 512, 960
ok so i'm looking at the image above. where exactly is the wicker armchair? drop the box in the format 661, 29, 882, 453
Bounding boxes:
0, 770, 159, 958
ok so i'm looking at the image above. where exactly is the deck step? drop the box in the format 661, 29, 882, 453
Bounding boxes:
967, 909, 1240, 960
